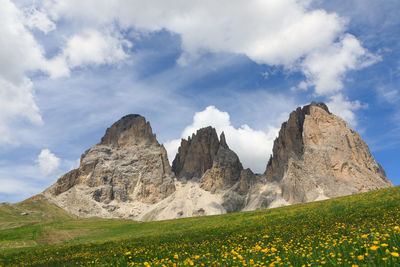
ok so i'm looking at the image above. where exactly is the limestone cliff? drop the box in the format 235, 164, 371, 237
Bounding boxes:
265, 102, 392, 204
201, 132, 244, 192
172, 126, 220, 179
44, 115, 176, 217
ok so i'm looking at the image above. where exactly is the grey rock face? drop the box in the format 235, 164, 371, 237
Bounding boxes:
172, 127, 220, 179
220, 168, 257, 213
265, 102, 392, 204
45, 114, 175, 204
100, 114, 158, 147
200, 138, 244, 192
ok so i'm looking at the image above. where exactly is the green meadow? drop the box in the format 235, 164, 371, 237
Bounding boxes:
1, 186, 399, 266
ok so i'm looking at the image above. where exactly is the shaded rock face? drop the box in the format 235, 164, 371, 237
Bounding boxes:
220, 168, 258, 213
45, 115, 175, 204
172, 126, 220, 179
266, 102, 392, 204
172, 129, 258, 212
172, 127, 250, 194
201, 133, 244, 192
197, 132, 260, 212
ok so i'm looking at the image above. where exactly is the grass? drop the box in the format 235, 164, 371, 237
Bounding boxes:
0, 186, 399, 266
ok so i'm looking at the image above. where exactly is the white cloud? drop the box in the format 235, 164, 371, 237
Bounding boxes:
36, 149, 60, 177
46, 29, 132, 78
0, 0, 47, 84
0, 78, 43, 144
164, 139, 181, 165
62, 29, 132, 68
0, 0, 380, 145
301, 34, 381, 95
23, 6, 56, 34
0, 0, 47, 144
43, 0, 377, 95
164, 106, 279, 173
0, 0, 133, 144
326, 94, 367, 127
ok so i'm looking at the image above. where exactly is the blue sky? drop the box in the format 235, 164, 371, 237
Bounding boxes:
0, 0, 399, 203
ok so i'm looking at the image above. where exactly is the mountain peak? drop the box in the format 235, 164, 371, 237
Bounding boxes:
266, 101, 392, 204
172, 126, 220, 179
100, 114, 158, 148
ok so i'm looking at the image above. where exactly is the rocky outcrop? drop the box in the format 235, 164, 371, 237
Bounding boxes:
265, 102, 392, 204
100, 114, 158, 147
44, 115, 175, 208
172, 127, 220, 179
201, 132, 244, 192
197, 132, 262, 212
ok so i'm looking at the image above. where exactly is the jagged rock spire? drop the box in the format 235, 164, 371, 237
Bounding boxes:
172, 126, 220, 179
220, 131, 229, 149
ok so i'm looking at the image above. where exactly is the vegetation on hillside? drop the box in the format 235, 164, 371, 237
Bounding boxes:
1, 187, 399, 266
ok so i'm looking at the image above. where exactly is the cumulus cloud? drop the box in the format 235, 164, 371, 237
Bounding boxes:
36, 149, 60, 177
23, 6, 56, 34
0, 78, 43, 143
43, 0, 377, 95
47, 29, 132, 78
63, 29, 131, 69
0, 0, 47, 83
326, 94, 367, 127
0, 0, 52, 144
164, 106, 279, 173
0, 0, 379, 148
0, 0, 132, 144
300, 34, 381, 95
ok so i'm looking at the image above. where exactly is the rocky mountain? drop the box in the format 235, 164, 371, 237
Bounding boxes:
42, 102, 393, 221
265, 102, 392, 204
44, 115, 176, 218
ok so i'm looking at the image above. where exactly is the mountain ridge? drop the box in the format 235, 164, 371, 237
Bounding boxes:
42, 101, 393, 221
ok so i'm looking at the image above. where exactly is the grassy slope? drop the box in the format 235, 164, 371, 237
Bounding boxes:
0, 186, 399, 266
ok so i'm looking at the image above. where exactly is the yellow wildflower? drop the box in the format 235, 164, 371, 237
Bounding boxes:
369, 246, 379, 251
